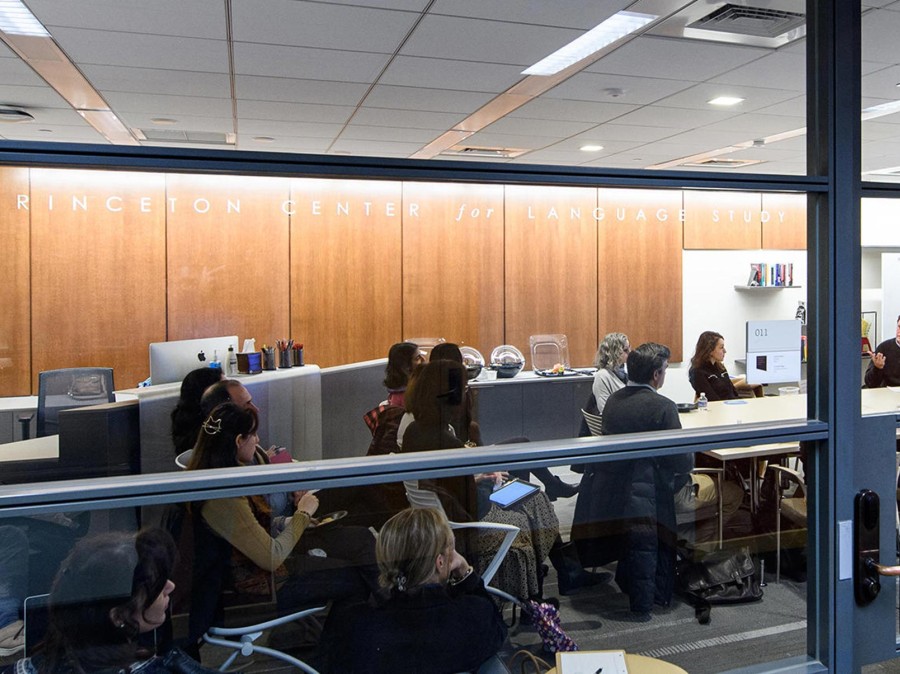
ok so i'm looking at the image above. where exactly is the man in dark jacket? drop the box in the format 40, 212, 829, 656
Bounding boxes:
573, 342, 691, 620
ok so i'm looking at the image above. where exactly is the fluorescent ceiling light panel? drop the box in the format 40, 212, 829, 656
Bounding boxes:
580, 144, 604, 152
708, 96, 744, 106
0, 0, 49, 36
522, 11, 656, 76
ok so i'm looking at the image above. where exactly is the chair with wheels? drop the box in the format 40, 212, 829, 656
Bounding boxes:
581, 409, 603, 437
186, 508, 326, 673
765, 464, 807, 582
22, 368, 115, 439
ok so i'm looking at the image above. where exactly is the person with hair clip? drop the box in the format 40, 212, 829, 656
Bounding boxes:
592, 332, 631, 414
689, 330, 761, 401
8, 528, 214, 674
322, 507, 507, 674
186, 402, 378, 615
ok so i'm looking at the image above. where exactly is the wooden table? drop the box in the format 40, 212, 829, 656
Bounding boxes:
547, 653, 688, 674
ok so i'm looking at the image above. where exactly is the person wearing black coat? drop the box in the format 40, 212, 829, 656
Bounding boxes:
572, 343, 691, 619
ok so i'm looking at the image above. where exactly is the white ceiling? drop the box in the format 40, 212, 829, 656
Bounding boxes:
0, 0, 895, 176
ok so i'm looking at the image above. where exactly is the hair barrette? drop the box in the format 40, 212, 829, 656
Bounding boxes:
395, 572, 408, 592
202, 417, 223, 435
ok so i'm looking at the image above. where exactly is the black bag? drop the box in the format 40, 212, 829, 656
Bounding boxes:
677, 546, 763, 623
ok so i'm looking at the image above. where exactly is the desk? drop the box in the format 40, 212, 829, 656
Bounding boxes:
0, 434, 58, 463
547, 653, 688, 674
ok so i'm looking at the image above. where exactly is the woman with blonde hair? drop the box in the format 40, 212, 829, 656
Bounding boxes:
324, 508, 506, 673
592, 332, 630, 414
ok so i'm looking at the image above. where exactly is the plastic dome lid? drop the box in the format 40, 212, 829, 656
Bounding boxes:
490, 344, 524, 365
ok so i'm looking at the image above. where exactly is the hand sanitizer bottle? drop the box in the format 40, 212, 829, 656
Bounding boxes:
227, 345, 238, 376
698, 392, 708, 411
210, 350, 222, 370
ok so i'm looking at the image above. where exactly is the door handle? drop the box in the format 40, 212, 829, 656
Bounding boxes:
854, 489, 896, 605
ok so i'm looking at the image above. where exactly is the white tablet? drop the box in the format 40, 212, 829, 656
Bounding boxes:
489, 479, 540, 508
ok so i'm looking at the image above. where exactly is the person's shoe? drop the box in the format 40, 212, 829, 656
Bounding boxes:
544, 476, 579, 501
0, 619, 24, 657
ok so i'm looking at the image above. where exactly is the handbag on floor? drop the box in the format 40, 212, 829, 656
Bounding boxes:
523, 599, 579, 654
676, 546, 763, 623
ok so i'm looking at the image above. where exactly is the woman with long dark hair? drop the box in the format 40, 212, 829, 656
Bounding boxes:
13, 528, 212, 674
170, 367, 224, 455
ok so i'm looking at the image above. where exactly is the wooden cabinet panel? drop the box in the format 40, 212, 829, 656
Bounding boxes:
0, 167, 31, 395
30, 169, 167, 389
167, 174, 290, 349
598, 188, 683, 362
402, 182, 504, 358
684, 190, 761, 249
505, 186, 598, 367
291, 179, 402, 367
762, 192, 807, 249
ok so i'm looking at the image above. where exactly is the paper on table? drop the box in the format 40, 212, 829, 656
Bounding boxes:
887, 386, 900, 393
556, 650, 628, 674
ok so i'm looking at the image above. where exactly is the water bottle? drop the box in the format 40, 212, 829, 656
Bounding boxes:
698, 392, 708, 411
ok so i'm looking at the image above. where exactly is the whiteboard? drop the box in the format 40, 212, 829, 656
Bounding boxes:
745, 320, 802, 385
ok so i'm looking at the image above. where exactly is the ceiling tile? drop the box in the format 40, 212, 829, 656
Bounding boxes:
232, 0, 419, 53
103, 92, 232, 117
544, 72, 693, 105
429, 0, 626, 28
702, 113, 806, 136
349, 107, 464, 129
238, 100, 354, 125
400, 15, 582, 66
233, 43, 390, 82
508, 98, 637, 123
608, 105, 737, 129
27, 0, 226, 39
329, 138, 425, 155
710, 52, 805, 92
363, 85, 493, 113
378, 56, 524, 92
235, 76, 368, 106
650, 83, 799, 113
237, 119, 345, 138
51, 27, 228, 72
0, 84, 73, 109
83, 65, 231, 98
478, 116, 596, 137
585, 36, 768, 82
338, 124, 440, 143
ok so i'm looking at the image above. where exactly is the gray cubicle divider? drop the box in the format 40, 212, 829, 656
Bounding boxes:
58, 400, 141, 478
320, 358, 387, 460
128, 366, 324, 475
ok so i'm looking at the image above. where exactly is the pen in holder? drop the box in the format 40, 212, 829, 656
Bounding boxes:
262, 347, 276, 371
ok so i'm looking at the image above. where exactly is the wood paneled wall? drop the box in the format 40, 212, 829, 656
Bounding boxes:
0, 168, 31, 395
684, 190, 762, 249
2, 168, 809, 395
402, 182, 504, 358
762, 192, 807, 250
30, 169, 167, 390
291, 179, 403, 367
166, 174, 291, 347
505, 186, 598, 368
598, 188, 684, 362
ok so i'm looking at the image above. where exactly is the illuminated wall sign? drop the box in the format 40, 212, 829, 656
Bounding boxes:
12, 184, 793, 225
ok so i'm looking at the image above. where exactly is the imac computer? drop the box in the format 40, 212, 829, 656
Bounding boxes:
148, 335, 238, 385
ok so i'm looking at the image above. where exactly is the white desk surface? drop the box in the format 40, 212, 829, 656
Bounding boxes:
705, 442, 800, 461
470, 369, 594, 388
0, 434, 59, 463
0, 392, 137, 413
677, 393, 807, 429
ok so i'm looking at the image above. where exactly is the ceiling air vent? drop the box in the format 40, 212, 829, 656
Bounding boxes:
688, 4, 804, 39
680, 157, 763, 169
135, 128, 235, 145
440, 145, 528, 159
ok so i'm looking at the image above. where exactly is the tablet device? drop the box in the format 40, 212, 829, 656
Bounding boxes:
489, 479, 540, 508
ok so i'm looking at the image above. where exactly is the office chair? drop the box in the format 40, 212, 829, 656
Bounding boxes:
581, 409, 603, 436
185, 507, 326, 673
24, 368, 115, 438
765, 464, 807, 582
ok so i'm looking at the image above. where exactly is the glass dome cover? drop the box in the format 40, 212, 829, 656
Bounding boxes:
489, 344, 525, 378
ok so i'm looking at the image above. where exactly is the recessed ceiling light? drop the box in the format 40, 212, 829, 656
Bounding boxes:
252, 136, 275, 143
708, 96, 745, 107
523, 11, 657, 76
150, 117, 178, 126
580, 144, 604, 152
0, 0, 50, 36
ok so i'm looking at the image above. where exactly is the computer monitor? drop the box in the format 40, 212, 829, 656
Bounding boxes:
148, 336, 238, 385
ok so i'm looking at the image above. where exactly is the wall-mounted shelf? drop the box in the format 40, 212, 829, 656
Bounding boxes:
734, 285, 803, 291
